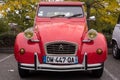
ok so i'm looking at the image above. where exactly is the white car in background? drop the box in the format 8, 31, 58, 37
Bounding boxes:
112, 15, 120, 59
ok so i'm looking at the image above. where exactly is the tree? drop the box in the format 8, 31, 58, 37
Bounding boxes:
65, 0, 120, 33
0, 0, 39, 31
0, 18, 9, 34
89, 0, 119, 33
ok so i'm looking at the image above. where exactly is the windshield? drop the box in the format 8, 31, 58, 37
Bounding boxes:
38, 6, 84, 18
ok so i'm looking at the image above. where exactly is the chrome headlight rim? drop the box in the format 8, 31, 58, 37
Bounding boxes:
24, 27, 34, 40
87, 29, 98, 40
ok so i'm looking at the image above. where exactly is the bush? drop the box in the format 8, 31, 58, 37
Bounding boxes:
0, 32, 16, 47
104, 33, 112, 48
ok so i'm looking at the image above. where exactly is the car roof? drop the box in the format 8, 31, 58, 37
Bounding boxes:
39, 1, 84, 6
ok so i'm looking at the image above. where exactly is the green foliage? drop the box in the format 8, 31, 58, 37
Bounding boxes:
0, 0, 39, 31
0, 0, 39, 47
0, 18, 10, 34
90, 0, 119, 32
0, 31, 16, 47
65, 0, 120, 33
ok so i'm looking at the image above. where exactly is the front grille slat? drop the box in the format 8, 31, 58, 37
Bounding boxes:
46, 42, 77, 55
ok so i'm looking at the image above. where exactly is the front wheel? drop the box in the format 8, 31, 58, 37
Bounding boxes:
112, 42, 120, 59
18, 63, 30, 78
91, 63, 104, 78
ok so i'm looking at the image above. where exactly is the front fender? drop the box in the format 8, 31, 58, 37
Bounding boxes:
14, 33, 41, 64
81, 33, 108, 64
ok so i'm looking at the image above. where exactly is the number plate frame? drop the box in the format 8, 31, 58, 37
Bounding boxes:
43, 56, 78, 64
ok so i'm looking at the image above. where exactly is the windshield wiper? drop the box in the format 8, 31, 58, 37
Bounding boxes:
50, 14, 65, 18
67, 14, 82, 18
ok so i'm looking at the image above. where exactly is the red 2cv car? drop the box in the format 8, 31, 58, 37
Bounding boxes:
14, 1, 108, 78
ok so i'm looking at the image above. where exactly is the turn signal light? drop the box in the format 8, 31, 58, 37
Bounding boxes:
19, 48, 25, 55
96, 48, 103, 55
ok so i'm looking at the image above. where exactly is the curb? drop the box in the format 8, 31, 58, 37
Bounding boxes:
0, 48, 14, 53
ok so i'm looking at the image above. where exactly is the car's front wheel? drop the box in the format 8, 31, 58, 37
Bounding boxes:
18, 63, 30, 78
112, 42, 120, 59
91, 63, 104, 78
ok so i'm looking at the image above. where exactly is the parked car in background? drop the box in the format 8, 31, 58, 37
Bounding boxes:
112, 15, 120, 59
14, 1, 108, 78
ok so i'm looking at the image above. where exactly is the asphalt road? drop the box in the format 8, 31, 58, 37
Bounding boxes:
0, 53, 120, 80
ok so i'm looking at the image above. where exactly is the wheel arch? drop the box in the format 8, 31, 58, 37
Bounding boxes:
112, 38, 120, 49
112, 39, 117, 44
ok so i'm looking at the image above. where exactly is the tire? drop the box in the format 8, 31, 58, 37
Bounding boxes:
112, 42, 120, 59
91, 63, 104, 78
18, 64, 30, 78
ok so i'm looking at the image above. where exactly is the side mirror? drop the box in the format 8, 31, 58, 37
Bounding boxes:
88, 16, 96, 21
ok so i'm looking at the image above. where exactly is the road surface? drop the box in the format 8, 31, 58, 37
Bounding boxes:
0, 53, 120, 80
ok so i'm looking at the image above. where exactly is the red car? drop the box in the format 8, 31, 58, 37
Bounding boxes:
14, 1, 108, 78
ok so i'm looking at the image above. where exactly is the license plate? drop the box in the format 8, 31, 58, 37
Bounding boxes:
43, 56, 78, 64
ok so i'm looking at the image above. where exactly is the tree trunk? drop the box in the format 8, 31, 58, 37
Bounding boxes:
86, 2, 91, 29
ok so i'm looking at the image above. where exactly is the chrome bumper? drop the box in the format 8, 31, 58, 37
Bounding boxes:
19, 52, 103, 72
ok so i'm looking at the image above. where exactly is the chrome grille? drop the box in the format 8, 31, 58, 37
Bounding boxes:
46, 42, 77, 54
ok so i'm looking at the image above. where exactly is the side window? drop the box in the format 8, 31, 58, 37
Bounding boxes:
117, 15, 120, 24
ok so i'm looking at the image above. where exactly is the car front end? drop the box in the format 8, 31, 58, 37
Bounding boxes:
14, 1, 108, 78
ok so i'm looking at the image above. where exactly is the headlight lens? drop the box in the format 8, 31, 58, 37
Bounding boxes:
87, 29, 98, 40
24, 28, 34, 39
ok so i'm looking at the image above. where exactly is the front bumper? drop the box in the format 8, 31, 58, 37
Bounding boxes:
19, 52, 103, 72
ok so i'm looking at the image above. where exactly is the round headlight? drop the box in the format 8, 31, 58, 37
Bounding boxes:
87, 29, 98, 40
24, 28, 34, 39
